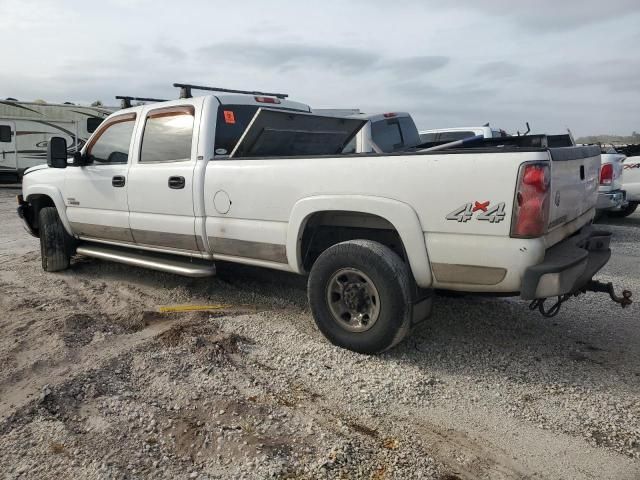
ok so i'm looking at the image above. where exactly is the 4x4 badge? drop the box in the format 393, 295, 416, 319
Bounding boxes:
446, 201, 506, 223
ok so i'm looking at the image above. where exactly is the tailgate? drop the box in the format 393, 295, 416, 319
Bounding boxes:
547, 146, 600, 232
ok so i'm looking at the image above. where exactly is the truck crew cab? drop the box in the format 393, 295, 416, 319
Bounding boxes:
17, 84, 632, 354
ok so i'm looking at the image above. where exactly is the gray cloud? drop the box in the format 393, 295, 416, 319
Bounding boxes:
539, 59, 640, 92
198, 42, 380, 73
155, 44, 186, 62
424, 0, 640, 31
1, 0, 638, 136
475, 61, 522, 79
198, 43, 450, 78
382, 56, 450, 76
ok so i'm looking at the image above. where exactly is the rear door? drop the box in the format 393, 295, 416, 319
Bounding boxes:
547, 146, 601, 231
127, 103, 199, 252
0, 121, 16, 172
64, 113, 136, 242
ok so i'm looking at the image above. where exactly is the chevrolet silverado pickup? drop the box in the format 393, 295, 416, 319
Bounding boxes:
16, 85, 632, 353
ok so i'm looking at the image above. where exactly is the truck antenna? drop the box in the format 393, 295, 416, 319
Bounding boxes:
173, 83, 288, 100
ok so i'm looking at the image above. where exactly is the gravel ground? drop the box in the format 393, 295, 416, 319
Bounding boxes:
0, 187, 639, 479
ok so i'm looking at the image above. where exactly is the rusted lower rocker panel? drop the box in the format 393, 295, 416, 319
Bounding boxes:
131, 229, 199, 251
208, 237, 288, 264
431, 263, 507, 286
69, 222, 134, 243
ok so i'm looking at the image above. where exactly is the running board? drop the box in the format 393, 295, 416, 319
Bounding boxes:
76, 244, 215, 277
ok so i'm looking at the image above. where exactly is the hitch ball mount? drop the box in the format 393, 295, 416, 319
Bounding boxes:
529, 280, 633, 318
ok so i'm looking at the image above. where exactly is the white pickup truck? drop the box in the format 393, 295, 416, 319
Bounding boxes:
17, 85, 632, 353
595, 146, 627, 215
419, 125, 507, 144
313, 111, 422, 154
610, 144, 640, 218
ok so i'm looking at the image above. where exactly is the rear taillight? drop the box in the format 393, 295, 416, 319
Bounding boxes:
511, 162, 551, 238
599, 163, 613, 185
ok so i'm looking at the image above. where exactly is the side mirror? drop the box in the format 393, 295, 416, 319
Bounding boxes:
47, 137, 68, 169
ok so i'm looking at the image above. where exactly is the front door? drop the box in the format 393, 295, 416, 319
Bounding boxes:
0, 121, 17, 173
127, 104, 199, 251
63, 113, 137, 242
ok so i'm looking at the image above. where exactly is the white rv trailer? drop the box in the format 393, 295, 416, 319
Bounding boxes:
0, 99, 114, 179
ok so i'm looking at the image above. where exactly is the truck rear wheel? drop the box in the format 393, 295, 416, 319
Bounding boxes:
608, 202, 638, 218
39, 207, 74, 272
307, 239, 412, 354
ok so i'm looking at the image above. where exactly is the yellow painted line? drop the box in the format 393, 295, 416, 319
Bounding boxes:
158, 304, 231, 313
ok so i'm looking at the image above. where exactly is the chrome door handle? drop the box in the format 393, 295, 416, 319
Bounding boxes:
168, 176, 185, 189
112, 175, 126, 187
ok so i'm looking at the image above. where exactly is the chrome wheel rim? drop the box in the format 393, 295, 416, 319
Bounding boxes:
326, 268, 380, 332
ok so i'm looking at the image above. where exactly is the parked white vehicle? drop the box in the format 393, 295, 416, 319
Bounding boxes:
346, 112, 421, 153
419, 125, 506, 144
618, 148, 640, 217
17, 85, 632, 353
312, 110, 421, 154
0, 99, 113, 179
596, 146, 627, 214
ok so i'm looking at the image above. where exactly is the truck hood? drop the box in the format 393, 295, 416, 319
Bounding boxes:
230, 108, 367, 158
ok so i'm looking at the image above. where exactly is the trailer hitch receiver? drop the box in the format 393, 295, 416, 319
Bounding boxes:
529, 281, 632, 318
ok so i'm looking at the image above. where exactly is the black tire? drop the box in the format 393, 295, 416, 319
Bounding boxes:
39, 207, 74, 272
307, 239, 412, 354
608, 202, 638, 218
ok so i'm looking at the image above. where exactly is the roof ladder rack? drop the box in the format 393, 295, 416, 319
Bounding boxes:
173, 83, 288, 100
115, 95, 168, 109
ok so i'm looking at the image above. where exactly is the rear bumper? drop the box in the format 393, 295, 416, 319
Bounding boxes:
16, 195, 38, 237
596, 190, 626, 211
520, 226, 611, 300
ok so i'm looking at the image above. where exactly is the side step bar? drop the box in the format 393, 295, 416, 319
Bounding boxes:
76, 244, 215, 277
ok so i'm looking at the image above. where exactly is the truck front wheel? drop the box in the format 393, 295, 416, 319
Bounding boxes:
39, 207, 74, 272
307, 240, 412, 354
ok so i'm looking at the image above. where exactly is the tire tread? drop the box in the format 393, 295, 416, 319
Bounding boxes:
39, 207, 72, 272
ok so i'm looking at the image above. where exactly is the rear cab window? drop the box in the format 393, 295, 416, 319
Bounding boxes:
214, 105, 260, 156
370, 116, 421, 153
371, 119, 403, 152
419, 132, 437, 144
437, 131, 476, 142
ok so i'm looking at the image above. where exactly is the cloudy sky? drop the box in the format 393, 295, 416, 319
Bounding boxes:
1, 0, 639, 136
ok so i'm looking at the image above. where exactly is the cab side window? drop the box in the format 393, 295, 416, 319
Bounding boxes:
140, 106, 194, 163
86, 114, 136, 164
